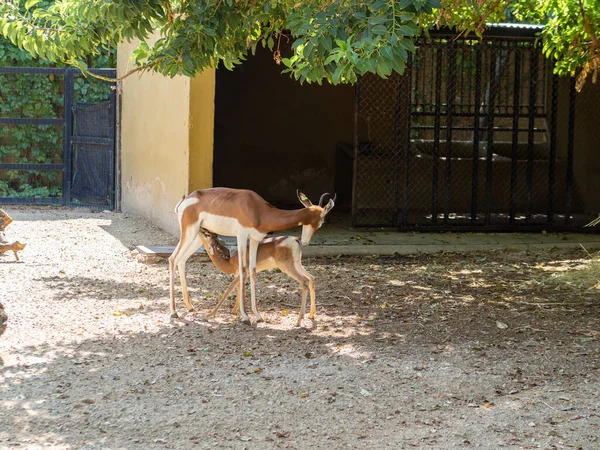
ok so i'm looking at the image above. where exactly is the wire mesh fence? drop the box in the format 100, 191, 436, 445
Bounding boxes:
353, 31, 598, 231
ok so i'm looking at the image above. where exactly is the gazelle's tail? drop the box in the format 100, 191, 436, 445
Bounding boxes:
174, 194, 186, 214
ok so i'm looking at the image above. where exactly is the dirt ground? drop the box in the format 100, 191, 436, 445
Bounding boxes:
1, 206, 599, 450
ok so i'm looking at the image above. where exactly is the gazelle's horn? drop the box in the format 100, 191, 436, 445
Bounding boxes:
318, 193, 333, 207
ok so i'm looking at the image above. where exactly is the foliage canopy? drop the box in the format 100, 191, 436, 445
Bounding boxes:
0, 0, 599, 89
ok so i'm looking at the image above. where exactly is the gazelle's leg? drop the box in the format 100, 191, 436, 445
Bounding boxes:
236, 231, 250, 323
296, 282, 309, 327
168, 242, 185, 318
296, 264, 316, 323
0, 209, 12, 231
307, 271, 316, 319
207, 277, 239, 318
248, 238, 263, 322
232, 295, 240, 314
168, 224, 200, 318
280, 264, 308, 327
177, 234, 203, 312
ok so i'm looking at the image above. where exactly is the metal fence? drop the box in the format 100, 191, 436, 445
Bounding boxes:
0, 67, 116, 209
353, 30, 598, 231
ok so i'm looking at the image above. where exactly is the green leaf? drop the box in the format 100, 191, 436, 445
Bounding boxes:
25, 0, 41, 10
324, 53, 339, 65
372, 25, 388, 35
332, 64, 344, 84
370, 15, 389, 25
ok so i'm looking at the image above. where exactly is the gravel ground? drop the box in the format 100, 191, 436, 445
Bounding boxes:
1, 206, 599, 449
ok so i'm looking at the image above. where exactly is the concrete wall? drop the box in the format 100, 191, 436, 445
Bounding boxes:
213, 44, 354, 206
117, 35, 216, 235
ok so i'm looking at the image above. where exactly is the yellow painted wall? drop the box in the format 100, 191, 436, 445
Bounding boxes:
117, 43, 190, 234
189, 71, 216, 192
118, 35, 217, 235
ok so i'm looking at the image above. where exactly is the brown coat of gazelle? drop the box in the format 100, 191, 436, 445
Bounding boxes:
199, 228, 316, 326
169, 188, 334, 322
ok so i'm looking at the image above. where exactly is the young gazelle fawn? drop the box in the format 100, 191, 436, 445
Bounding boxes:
199, 228, 316, 326
169, 188, 334, 322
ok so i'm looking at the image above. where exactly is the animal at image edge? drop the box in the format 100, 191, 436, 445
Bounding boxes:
199, 228, 316, 327
169, 188, 335, 323
0, 209, 26, 261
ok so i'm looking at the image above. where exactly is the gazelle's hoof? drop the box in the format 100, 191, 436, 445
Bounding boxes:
186, 307, 195, 313
170, 312, 179, 319
241, 317, 251, 325
255, 316, 264, 323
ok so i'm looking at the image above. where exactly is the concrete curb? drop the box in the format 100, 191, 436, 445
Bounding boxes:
301, 241, 600, 257
137, 239, 600, 260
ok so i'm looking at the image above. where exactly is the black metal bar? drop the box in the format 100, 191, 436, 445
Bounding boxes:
0, 67, 66, 75
485, 49, 497, 226
526, 47, 538, 223
0, 118, 63, 125
412, 124, 547, 132
352, 221, 600, 233
547, 73, 559, 225
444, 40, 456, 223
63, 68, 76, 206
403, 54, 413, 228
69, 136, 113, 146
509, 45, 521, 224
432, 47, 442, 224
0, 197, 63, 205
351, 79, 360, 226
565, 77, 576, 226
471, 47, 482, 224
412, 111, 548, 119
0, 164, 64, 171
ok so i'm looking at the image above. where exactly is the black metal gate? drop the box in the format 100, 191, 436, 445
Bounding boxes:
353, 29, 597, 231
0, 67, 116, 210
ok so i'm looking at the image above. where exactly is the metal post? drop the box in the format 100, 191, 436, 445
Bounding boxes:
108, 77, 117, 211
432, 46, 442, 224
565, 77, 576, 225
393, 73, 402, 226
471, 48, 482, 224
509, 45, 521, 224
526, 47, 539, 223
351, 80, 360, 226
402, 53, 413, 228
444, 39, 456, 223
114, 80, 123, 212
63, 68, 75, 206
547, 72, 558, 225
485, 49, 497, 225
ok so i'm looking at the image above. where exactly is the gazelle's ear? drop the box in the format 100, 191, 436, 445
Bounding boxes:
297, 190, 313, 208
323, 198, 335, 215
